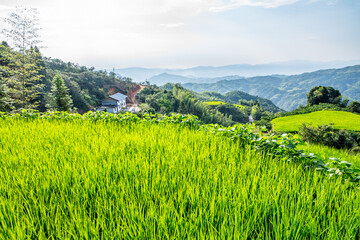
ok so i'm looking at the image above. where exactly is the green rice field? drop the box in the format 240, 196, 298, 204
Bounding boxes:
204, 101, 245, 110
272, 110, 360, 132
0, 116, 359, 238
204, 101, 226, 105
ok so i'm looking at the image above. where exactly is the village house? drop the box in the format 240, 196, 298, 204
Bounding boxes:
96, 93, 127, 114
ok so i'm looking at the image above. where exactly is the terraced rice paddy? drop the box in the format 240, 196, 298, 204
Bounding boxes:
0, 116, 359, 238
272, 110, 360, 132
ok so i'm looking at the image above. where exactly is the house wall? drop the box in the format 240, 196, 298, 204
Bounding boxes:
99, 96, 127, 114
102, 100, 118, 106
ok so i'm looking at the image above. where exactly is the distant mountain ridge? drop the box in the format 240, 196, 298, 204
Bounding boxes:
113, 60, 360, 82
182, 65, 360, 111
148, 73, 244, 85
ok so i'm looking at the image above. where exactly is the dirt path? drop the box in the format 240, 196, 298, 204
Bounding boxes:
126, 84, 145, 112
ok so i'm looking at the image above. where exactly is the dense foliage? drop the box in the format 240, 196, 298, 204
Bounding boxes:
43, 57, 133, 112
278, 103, 345, 117
138, 85, 235, 126
299, 124, 360, 150
0, 41, 133, 113
196, 90, 282, 113
307, 86, 343, 106
46, 72, 73, 111
0, 42, 44, 111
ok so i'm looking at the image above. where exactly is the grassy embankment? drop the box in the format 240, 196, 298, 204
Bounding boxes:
0, 116, 359, 238
204, 101, 245, 110
300, 143, 360, 168
272, 110, 360, 132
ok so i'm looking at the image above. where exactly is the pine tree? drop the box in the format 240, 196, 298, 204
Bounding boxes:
48, 73, 73, 112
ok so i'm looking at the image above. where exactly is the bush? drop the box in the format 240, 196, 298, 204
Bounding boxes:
348, 101, 360, 114
299, 124, 360, 149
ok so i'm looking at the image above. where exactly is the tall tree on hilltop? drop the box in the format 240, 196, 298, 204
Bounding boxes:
2, 6, 42, 53
1, 6, 44, 111
47, 73, 73, 112
307, 86, 342, 106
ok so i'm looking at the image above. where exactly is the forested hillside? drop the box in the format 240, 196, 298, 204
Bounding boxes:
43, 58, 133, 112
0, 41, 133, 113
195, 90, 283, 113
183, 65, 360, 111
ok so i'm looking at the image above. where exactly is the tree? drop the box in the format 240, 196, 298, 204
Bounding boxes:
1, 7, 44, 111
216, 103, 247, 123
0, 78, 11, 112
0, 45, 44, 110
348, 101, 360, 114
47, 73, 73, 112
251, 104, 264, 121
2, 6, 42, 53
307, 86, 342, 106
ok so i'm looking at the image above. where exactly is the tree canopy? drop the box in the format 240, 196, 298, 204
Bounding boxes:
307, 86, 342, 106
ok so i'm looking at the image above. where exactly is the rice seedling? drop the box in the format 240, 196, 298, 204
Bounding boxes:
272, 110, 360, 132
299, 143, 360, 168
0, 115, 359, 238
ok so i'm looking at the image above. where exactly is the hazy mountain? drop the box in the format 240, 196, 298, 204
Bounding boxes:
183, 65, 360, 111
113, 60, 360, 83
148, 73, 244, 86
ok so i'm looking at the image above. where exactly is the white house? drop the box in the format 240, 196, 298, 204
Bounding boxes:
96, 93, 127, 114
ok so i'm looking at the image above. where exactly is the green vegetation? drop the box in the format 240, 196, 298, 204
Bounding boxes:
197, 90, 282, 113
0, 42, 133, 113
278, 103, 345, 118
204, 101, 226, 105
0, 111, 359, 238
183, 65, 360, 111
299, 143, 360, 168
233, 104, 245, 110
272, 111, 360, 132
46, 72, 73, 111
204, 101, 245, 110
307, 86, 343, 107
299, 124, 360, 150
138, 85, 236, 126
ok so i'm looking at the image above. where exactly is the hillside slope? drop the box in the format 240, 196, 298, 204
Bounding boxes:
196, 91, 283, 113
183, 65, 360, 111
272, 111, 360, 132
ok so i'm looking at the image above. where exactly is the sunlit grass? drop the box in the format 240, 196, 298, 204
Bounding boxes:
299, 143, 360, 168
204, 101, 245, 110
204, 101, 226, 105
272, 110, 360, 132
0, 118, 359, 238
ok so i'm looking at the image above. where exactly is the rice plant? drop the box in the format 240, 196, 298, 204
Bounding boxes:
0, 116, 359, 239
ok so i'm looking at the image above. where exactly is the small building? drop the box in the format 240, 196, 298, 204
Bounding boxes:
96, 93, 127, 114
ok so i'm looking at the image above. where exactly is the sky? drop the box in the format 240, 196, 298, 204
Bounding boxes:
0, 0, 359, 69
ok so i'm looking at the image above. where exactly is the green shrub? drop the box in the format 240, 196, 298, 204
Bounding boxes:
299, 124, 360, 149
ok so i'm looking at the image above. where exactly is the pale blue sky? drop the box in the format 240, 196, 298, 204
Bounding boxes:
0, 0, 359, 68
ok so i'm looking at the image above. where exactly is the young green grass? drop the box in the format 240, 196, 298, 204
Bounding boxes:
0, 118, 359, 238
204, 101, 226, 106
299, 143, 360, 168
272, 110, 360, 132
204, 101, 245, 110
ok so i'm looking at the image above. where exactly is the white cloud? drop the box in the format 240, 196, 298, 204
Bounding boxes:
159, 22, 185, 28
0, 0, 358, 68
210, 0, 302, 12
